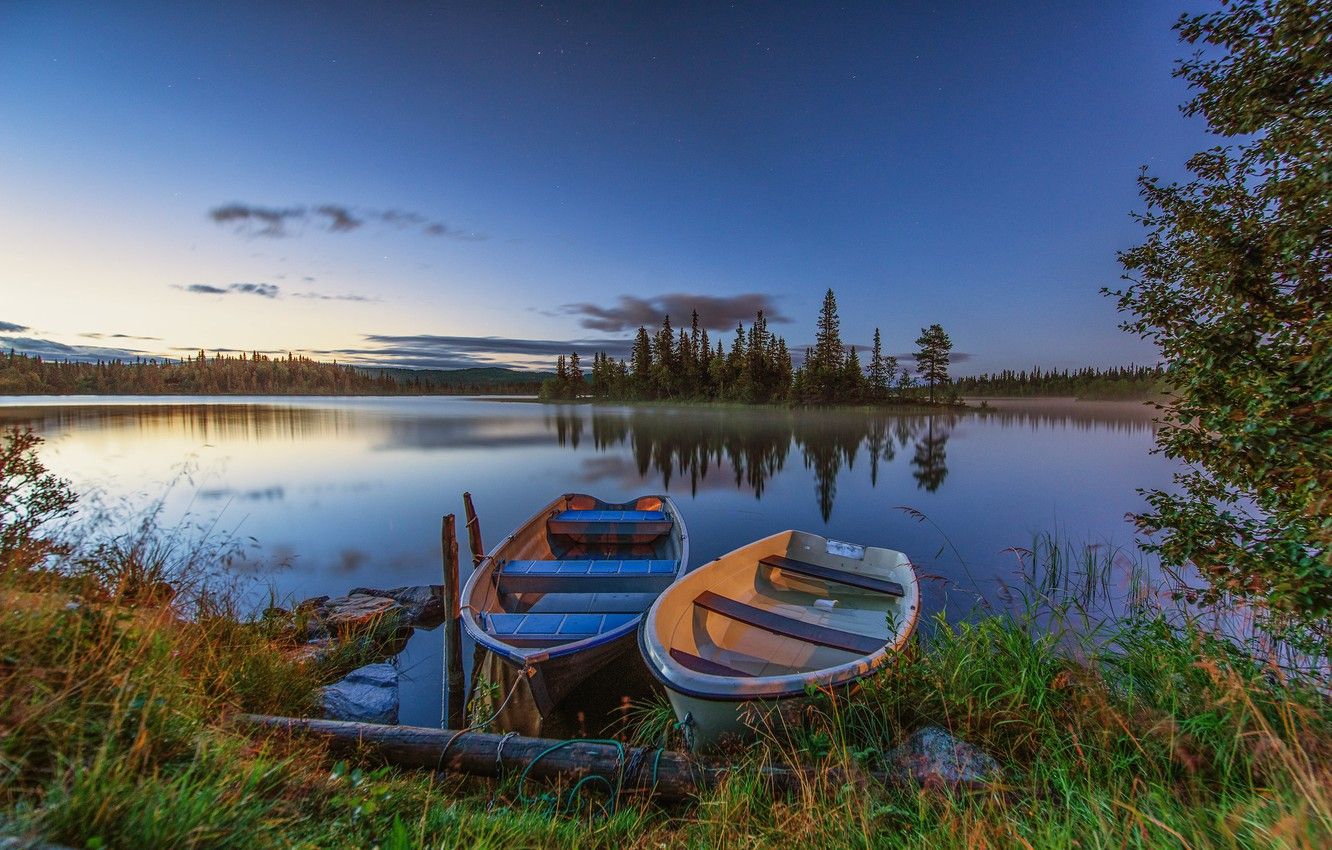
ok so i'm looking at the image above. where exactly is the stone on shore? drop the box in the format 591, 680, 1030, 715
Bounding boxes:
320, 662, 399, 724
884, 726, 1001, 788
347, 585, 444, 626
320, 593, 404, 633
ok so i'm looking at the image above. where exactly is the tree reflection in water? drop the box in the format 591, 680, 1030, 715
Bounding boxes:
911, 416, 955, 493
545, 406, 950, 521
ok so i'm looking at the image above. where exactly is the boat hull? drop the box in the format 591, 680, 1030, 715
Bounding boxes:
472, 628, 639, 736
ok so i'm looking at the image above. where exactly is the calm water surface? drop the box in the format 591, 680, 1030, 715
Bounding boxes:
0, 396, 1174, 726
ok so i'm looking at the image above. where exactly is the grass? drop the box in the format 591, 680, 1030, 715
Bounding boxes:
1, 431, 1328, 848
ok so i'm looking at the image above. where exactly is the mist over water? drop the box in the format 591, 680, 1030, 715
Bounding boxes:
0, 395, 1174, 725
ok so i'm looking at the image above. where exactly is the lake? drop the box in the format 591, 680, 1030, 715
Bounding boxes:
0, 395, 1174, 727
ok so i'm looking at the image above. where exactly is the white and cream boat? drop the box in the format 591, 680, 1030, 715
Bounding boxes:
639, 529, 919, 749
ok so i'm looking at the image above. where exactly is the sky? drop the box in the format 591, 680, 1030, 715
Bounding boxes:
0, 1, 1216, 374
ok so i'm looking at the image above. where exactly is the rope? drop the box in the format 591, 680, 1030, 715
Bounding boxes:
485, 730, 521, 812
435, 669, 527, 772
515, 738, 626, 818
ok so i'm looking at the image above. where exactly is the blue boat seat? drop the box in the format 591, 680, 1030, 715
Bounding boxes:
482, 612, 639, 647
547, 510, 671, 543
498, 559, 677, 594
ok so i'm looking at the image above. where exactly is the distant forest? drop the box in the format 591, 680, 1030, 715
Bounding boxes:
0, 351, 547, 396
954, 365, 1167, 400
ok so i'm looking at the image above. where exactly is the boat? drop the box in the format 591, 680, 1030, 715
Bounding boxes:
461, 493, 688, 732
639, 529, 919, 749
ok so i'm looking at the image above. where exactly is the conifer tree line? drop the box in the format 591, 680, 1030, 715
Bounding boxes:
953, 365, 1167, 400
541, 289, 957, 405
0, 350, 543, 396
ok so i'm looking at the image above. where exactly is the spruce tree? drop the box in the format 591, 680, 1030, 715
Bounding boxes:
813, 289, 843, 374
868, 328, 888, 400
913, 324, 952, 403
568, 351, 584, 397
630, 326, 652, 394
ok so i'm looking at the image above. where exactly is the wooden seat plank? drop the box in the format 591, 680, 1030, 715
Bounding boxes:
759, 554, 905, 598
693, 590, 885, 656
484, 612, 637, 647
669, 647, 755, 678
547, 511, 672, 543
497, 559, 676, 594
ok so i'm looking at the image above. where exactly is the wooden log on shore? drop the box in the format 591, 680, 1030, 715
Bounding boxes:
440, 514, 466, 730
239, 715, 893, 801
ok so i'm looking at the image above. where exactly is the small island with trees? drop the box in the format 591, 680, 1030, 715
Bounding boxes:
540, 289, 963, 405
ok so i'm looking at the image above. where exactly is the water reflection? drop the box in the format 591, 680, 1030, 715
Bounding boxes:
552, 407, 966, 520
911, 417, 952, 493
0, 398, 1154, 525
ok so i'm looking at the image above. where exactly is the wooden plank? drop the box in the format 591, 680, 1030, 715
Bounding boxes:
759, 555, 905, 598
547, 510, 672, 543
497, 559, 676, 594
693, 590, 885, 656
669, 647, 755, 678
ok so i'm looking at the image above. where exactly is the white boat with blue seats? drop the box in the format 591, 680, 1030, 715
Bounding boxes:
461, 493, 688, 722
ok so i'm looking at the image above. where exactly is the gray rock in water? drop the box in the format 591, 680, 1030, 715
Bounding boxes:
348, 585, 444, 626
884, 726, 1000, 788
321, 662, 399, 724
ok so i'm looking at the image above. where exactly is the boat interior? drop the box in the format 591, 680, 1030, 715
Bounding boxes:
473, 495, 684, 650
658, 530, 912, 680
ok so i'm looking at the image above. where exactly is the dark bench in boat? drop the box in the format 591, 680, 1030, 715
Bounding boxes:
482, 612, 638, 647
547, 510, 671, 543
669, 647, 755, 678
693, 590, 886, 655
497, 559, 677, 594
759, 554, 906, 597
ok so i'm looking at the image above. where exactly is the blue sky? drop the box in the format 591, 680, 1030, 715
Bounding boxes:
0, 1, 1214, 373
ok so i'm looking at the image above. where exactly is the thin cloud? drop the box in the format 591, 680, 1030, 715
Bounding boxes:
208, 202, 487, 241
81, 332, 163, 341
423, 222, 489, 241
176, 282, 280, 298
314, 204, 363, 232
562, 293, 790, 332
208, 204, 305, 238
0, 321, 28, 333
894, 351, 973, 364
313, 333, 635, 371
292, 291, 379, 303
0, 335, 147, 362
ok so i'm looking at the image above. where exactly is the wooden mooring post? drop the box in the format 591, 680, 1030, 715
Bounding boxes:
240, 715, 897, 801
462, 491, 485, 566
440, 514, 466, 730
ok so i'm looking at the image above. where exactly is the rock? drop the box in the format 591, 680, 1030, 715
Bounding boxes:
347, 585, 445, 626
321, 662, 399, 724
321, 593, 403, 633
296, 595, 329, 613
883, 726, 1000, 788
283, 638, 332, 666
301, 617, 330, 642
